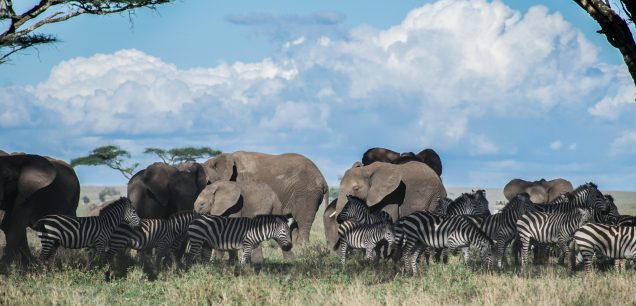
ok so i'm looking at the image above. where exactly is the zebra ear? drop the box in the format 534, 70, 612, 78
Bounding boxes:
287, 217, 295, 228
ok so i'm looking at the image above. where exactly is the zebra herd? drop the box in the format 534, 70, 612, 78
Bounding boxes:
32, 197, 295, 270
29, 182, 636, 275
334, 182, 636, 275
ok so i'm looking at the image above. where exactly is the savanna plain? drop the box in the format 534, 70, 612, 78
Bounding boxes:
1, 187, 636, 305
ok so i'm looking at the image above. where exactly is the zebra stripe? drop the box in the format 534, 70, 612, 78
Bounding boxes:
534, 182, 607, 213
572, 223, 636, 273
335, 220, 395, 266
461, 193, 536, 268
617, 215, 636, 227
516, 208, 593, 268
105, 211, 198, 264
33, 197, 140, 266
433, 190, 491, 217
336, 195, 393, 224
184, 215, 293, 267
395, 211, 493, 275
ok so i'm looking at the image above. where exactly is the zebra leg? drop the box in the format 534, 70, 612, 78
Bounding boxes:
409, 244, 424, 276
495, 237, 510, 269
557, 237, 570, 266
581, 252, 593, 273
228, 250, 239, 264
184, 239, 203, 270
520, 238, 531, 270
338, 241, 348, 266
461, 247, 470, 265
39, 240, 59, 264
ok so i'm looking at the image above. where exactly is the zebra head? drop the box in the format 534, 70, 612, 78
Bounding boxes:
579, 182, 608, 213
601, 194, 620, 224
337, 195, 368, 224
576, 208, 594, 227
471, 189, 490, 216
273, 216, 294, 252
383, 222, 396, 246
123, 199, 140, 227
504, 192, 536, 215
433, 197, 452, 215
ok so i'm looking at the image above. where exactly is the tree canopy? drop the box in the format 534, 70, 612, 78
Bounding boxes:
0, 0, 171, 64
71, 145, 139, 179
144, 146, 222, 165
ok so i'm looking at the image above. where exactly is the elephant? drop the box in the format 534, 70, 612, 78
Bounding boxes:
330, 161, 446, 247
361, 147, 443, 177
202, 151, 328, 247
503, 178, 573, 204
193, 180, 285, 262
127, 162, 208, 219
323, 199, 339, 251
0, 151, 80, 264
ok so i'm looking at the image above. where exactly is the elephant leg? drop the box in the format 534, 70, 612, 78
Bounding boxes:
2, 220, 34, 266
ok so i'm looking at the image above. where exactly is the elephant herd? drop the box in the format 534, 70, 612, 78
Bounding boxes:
0, 147, 577, 267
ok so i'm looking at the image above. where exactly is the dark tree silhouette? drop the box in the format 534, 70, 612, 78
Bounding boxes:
573, 0, 636, 87
0, 0, 171, 63
144, 146, 222, 165
71, 145, 139, 179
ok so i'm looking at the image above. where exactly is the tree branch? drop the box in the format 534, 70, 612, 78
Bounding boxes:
573, 0, 636, 87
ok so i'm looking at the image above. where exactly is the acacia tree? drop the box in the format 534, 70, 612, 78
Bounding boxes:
71, 145, 139, 179
144, 146, 222, 165
0, 0, 171, 63
573, 0, 636, 87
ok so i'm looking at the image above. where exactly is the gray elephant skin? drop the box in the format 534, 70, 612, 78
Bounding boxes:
127, 162, 208, 219
203, 151, 328, 246
362, 147, 443, 177
327, 161, 446, 249
0, 151, 80, 264
503, 178, 573, 204
194, 180, 283, 217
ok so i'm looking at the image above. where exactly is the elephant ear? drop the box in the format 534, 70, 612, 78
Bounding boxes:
143, 163, 173, 207
16, 155, 56, 205
366, 165, 402, 208
210, 181, 242, 216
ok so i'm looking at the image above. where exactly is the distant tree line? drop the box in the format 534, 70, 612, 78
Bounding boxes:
71, 145, 221, 179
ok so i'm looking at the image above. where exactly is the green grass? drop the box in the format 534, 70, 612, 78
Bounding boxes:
1, 188, 636, 305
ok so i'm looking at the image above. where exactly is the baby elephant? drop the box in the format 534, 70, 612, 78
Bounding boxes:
335, 220, 395, 266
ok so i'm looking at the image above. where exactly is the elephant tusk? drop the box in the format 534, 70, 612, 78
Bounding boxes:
329, 211, 337, 218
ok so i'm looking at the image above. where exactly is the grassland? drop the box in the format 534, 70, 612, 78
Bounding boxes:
0, 187, 635, 305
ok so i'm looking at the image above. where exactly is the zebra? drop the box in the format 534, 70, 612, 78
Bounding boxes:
516, 208, 593, 268
335, 220, 395, 266
595, 194, 619, 225
461, 193, 537, 268
336, 195, 393, 224
33, 197, 140, 266
429, 190, 491, 263
617, 215, 636, 227
433, 190, 490, 217
534, 182, 607, 214
336, 195, 393, 258
105, 211, 198, 266
572, 223, 636, 273
183, 214, 294, 268
394, 211, 493, 275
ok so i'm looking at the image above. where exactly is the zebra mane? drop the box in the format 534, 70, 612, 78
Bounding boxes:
99, 197, 131, 215
501, 193, 530, 213
573, 182, 598, 194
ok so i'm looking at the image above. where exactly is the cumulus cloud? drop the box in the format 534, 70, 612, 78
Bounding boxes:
611, 131, 636, 155
550, 141, 562, 150
0, 0, 633, 187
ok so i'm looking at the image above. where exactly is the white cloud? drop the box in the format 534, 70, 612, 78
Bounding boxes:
550, 140, 562, 150
611, 131, 636, 155
588, 81, 636, 119
568, 143, 577, 150
0, 0, 633, 188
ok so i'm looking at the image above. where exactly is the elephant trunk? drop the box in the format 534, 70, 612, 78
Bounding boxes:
331, 191, 349, 218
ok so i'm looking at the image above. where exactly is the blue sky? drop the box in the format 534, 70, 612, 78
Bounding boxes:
1, 0, 635, 190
